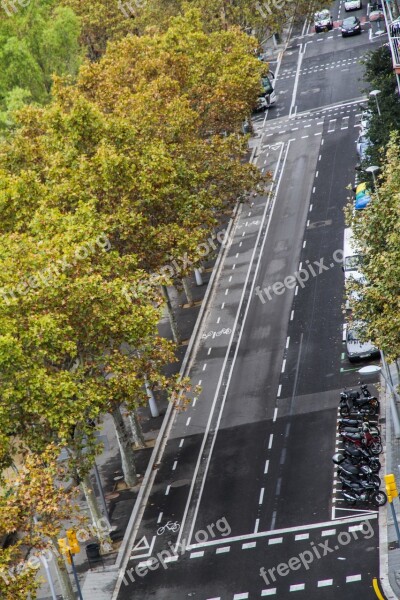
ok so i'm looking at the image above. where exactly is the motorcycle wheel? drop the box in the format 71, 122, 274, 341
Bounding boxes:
367, 405, 378, 416
372, 491, 387, 507
369, 442, 383, 455
369, 460, 381, 473
340, 405, 350, 417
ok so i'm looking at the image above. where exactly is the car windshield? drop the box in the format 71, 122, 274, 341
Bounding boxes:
315, 10, 330, 20
344, 255, 362, 270
344, 17, 357, 24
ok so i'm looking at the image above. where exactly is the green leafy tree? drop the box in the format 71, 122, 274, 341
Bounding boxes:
348, 133, 400, 361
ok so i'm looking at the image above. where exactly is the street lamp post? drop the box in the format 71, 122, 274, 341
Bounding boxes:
359, 363, 400, 438
369, 89, 382, 116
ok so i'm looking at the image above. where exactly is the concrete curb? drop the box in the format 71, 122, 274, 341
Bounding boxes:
108, 206, 243, 600
379, 374, 399, 600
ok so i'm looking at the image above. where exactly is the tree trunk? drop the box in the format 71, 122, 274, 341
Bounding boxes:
128, 411, 146, 448
145, 378, 160, 417
49, 544, 75, 600
160, 285, 180, 343
80, 473, 112, 551
194, 268, 203, 286
182, 277, 194, 306
111, 404, 138, 487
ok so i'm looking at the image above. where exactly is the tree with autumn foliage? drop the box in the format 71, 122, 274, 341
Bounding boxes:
0, 445, 82, 600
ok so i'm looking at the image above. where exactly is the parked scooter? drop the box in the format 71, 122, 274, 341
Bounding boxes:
342, 445, 381, 471
341, 423, 382, 455
333, 454, 381, 486
341, 481, 387, 506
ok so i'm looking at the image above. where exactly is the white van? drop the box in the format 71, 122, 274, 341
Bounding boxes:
343, 228, 365, 283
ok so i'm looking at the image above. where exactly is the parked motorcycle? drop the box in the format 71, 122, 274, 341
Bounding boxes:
341, 423, 382, 455
339, 387, 379, 417
334, 461, 381, 487
338, 422, 380, 437
342, 445, 381, 472
341, 481, 387, 506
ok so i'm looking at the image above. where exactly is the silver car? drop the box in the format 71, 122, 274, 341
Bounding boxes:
346, 322, 379, 362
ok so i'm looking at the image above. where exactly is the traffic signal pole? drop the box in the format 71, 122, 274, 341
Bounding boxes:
69, 552, 84, 600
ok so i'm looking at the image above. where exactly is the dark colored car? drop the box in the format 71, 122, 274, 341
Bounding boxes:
341, 16, 362, 36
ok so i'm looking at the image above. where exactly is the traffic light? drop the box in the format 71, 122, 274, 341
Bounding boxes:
58, 538, 72, 564
385, 474, 398, 503
66, 529, 80, 555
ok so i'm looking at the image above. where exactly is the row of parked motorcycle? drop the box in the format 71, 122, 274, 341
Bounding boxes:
333, 382, 387, 507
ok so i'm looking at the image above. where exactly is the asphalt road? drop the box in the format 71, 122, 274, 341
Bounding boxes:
117, 4, 385, 599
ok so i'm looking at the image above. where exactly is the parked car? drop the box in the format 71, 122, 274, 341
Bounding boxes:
341, 16, 362, 36
344, 0, 362, 10
314, 9, 334, 32
343, 228, 366, 283
345, 322, 379, 362
356, 133, 370, 161
354, 182, 372, 210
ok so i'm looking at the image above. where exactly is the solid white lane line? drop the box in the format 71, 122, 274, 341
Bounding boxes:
157, 512, 163, 524
264, 459, 270, 474
259, 488, 265, 504
182, 143, 288, 548
268, 434, 274, 449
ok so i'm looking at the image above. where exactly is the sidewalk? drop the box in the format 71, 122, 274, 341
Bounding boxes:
380, 363, 400, 599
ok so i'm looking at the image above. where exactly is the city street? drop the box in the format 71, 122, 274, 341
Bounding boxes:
116, 5, 386, 599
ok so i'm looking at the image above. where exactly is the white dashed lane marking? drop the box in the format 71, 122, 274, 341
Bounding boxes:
216, 546, 230, 554
190, 551, 204, 558
268, 537, 283, 545
318, 579, 333, 587
290, 583, 305, 591
295, 533, 309, 540
346, 574, 362, 583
